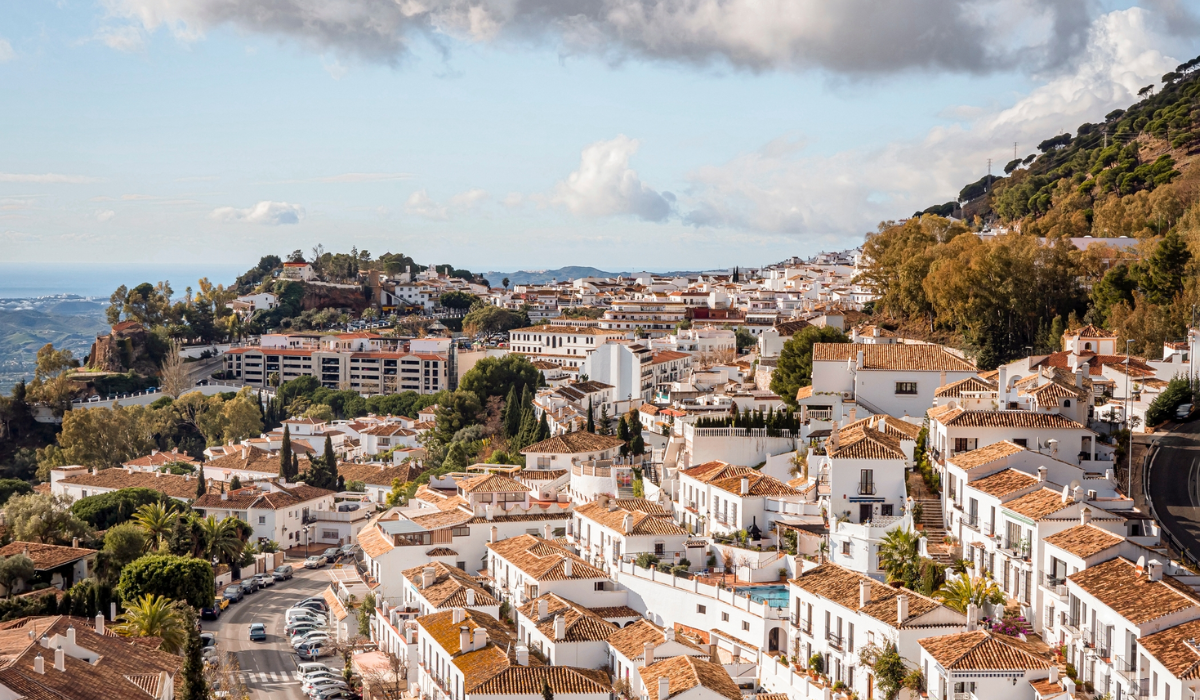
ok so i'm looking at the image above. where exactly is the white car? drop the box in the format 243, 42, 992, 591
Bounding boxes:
286, 609, 325, 623
297, 663, 334, 676
303, 678, 348, 694
292, 632, 330, 649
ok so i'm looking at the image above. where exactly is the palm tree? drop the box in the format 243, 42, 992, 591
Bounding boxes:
876, 528, 921, 586
936, 573, 1004, 613
200, 516, 244, 564
133, 503, 178, 552
114, 594, 187, 653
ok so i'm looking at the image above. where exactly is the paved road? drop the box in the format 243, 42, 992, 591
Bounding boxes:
1146, 416, 1200, 559
203, 567, 336, 700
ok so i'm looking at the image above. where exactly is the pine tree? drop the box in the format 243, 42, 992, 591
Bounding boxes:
194, 466, 206, 498
279, 425, 294, 480
586, 398, 595, 433
598, 404, 611, 435
229, 475, 242, 490
179, 608, 207, 700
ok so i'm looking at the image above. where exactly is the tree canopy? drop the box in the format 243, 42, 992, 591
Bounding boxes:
771, 326, 850, 406
117, 554, 215, 609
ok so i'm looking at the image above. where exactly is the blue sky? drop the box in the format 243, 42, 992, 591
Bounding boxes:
1, 0, 1197, 272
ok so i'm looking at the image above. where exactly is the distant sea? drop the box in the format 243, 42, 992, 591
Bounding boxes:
0, 263, 248, 299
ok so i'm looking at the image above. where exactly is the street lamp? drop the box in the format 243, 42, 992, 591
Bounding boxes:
1126, 338, 1134, 499
305, 525, 314, 558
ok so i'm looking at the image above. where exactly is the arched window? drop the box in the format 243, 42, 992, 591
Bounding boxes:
1063, 400, 1071, 407
1084, 342, 1092, 351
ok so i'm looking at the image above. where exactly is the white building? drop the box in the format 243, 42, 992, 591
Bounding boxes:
193, 482, 334, 547
811, 343, 978, 418
918, 630, 1056, 700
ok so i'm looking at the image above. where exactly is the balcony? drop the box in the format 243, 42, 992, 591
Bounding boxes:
1042, 573, 1068, 600
857, 482, 876, 496
962, 512, 979, 531
793, 615, 812, 636
1113, 656, 1136, 682
825, 634, 843, 650
1130, 679, 1150, 698
1062, 616, 1081, 636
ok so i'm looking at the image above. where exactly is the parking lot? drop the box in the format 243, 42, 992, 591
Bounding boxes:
203, 565, 343, 700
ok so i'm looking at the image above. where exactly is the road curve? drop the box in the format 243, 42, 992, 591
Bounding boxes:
1146, 416, 1200, 560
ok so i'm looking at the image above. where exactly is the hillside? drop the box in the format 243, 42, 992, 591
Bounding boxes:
864, 55, 1200, 369
0, 298, 108, 392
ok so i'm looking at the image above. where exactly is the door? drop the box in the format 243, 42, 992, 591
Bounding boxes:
859, 504, 873, 523
867, 674, 873, 700
768, 627, 780, 652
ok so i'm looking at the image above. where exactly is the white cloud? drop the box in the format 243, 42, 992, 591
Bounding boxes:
0, 230, 39, 242
550, 135, 673, 222
0, 39, 14, 63
0, 173, 102, 184
210, 200, 304, 225
321, 55, 348, 79
105, 0, 1109, 75
405, 188, 489, 220
121, 193, 157, 200
95, 210, 116, 222
502, 192, 525, 209
263, 172, 414, 184
682, 7, 1187, 237
97, 25, 146, 52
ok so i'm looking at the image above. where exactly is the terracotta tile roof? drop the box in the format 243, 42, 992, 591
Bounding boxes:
471, 666, 611, 695
358, 424, 416, 437
829, 426, 906, 461
1020, 379, 1087, 403
842, 415, 922, 441
410, 509, 474, 530
1043, 524, 1124, 559
587, 605, 642, 620
357, 524, 394, 558
812, 343, 976, 371
1033, 351, 1154, 377
969, 469, 1038, 499
467, 512, 571, 524
919, 630, 1052, 671
790, 562, 953, 629
402, 562, 497, 608
1002, 488, 1076, 521
487, 535, 606, 581
681, 461, 755, 483
122, 450, 198, 468
1029, 678, 1069, 698
520, 431, 626, 455
1068, 557, 1200, 625
518, 593, 618, 643
926, 404, 963, 423
939, 410, 1088, 430
607, 619, 701, 660
337, 461, 425, 487
323, 586, 348, 621
611, 498, 671, 516
795, 386, 814, 400
1137, 618, 1200, 680
193, 483, 332, 512
0, 543, 94, 571
935, 376, 998, 398
575, 501, 687, 536
951, 441, 1026, 470
204, 447, 311, 475
708, 471, 803, 498
639, 655, 742, 700
457, 473, 530, 494
58, 469, 218, 500
425, 547, 458, 556
1072, 324, 1117, 338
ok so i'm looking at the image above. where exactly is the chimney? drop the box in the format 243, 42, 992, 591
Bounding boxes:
465, 589, 476, 606
1148, 560, 1163, 582
538, 599, 549, 619
1049, 439, 1058, 458
422, 567, 436, 589
543, 524, 552, 540
110, 602, 117, 621
848, 407, 857, 424
39, 636, 48, 648
1081, 507, 1092, 527
896, 595, 908, 625
95, 613, 105, 635
221, 491, 228, 501
54, 647, 64, 672
459, 626, 470, 652
516, 645, 529, 666
740, 477, 749, 496
155, 470, 162, 478
1037, 466, 1047, 482
1049, 666, 1059, 684
966, 603, 978, 630
859, 580, 871, 608
33, 654, 43, 674
642, 641, 656, 667
563, 559, 572, 577
658, 676, 670, 700
1072, 485, 1081, 502
554, 615, 566, 641
66, 626, 75, 646
71, 538, 79, 549
1075, 366, 1084, 388
998, 366, 1007, 399
472, 627, 486, 651
490, 526, 498, 543
855, 349, 864, 370
1087, 489, 1097, 500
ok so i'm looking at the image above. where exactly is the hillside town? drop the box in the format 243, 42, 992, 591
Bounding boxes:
4, 241, 1198, 700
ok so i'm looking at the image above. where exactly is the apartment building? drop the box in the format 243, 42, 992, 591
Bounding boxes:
572, 497, 694, 573
224, 335, 448, 394
675, 461, 803, 538
486, 534, 626, 609
508, 325, 629, 369
811, 343, 978, 417
598, 300, 688, 338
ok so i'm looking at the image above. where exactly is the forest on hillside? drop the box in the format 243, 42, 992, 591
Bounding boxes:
861, 55, 1200, 369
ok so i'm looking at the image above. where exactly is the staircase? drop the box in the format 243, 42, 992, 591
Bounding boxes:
916, 498, 955, 564
1003, 603, 1036, 636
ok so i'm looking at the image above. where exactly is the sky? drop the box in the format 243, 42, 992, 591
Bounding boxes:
1, 0, 1199, 273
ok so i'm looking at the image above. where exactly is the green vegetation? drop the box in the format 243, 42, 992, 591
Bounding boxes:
71, 487, 175, 529
1147, 377, 1196, 426
117, 554, 215, 610
771, 325, 851, 405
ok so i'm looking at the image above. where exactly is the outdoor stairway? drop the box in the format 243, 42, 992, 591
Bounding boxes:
916, 498, 955, 564
1003, 603, 1036, 636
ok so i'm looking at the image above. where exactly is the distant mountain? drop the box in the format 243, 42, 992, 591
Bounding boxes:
0, 297, 108, 392
484, 266, 720, 286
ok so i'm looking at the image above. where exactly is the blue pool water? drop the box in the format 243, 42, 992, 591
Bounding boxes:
735, 585, 790, 608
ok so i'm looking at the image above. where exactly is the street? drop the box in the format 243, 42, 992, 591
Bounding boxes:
204, 566, 337, 700
1145, 415, 1200, 562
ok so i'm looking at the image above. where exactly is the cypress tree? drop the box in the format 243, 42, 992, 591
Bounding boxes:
229, 475, 242, 490
504, 385, 520, 438
536, 412, 550, 442
195, 466, 207, 498
617, 417, 630, 455
519, 385, 532, 413
279, 425, 293, 480
586, 399, 595, 433
179, 608, 207, 700
598, 404, 611, 435
291, 453, 300, 481
515, 408, 537, 450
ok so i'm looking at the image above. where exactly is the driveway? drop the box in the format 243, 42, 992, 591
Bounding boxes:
1145, 416, 1200, 562
203, 567, 338, 700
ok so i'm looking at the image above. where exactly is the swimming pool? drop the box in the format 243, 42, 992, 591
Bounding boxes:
735, 584, 790, 608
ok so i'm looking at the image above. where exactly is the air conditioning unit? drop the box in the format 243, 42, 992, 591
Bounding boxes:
842, 392, 853, 400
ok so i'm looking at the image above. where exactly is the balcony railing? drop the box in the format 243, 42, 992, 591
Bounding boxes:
857, 482, 876, 496
962, 512, 979, 530
1113, 656, 1136, 682
793, 615, 812, 636
1062, 616, 1080, 635
826, 634, 842, 650
1131, 679, 1150, 697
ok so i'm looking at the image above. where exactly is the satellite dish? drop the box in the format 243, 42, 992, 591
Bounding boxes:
1060, 484, 1071, 499
1137, 555, 1146, 572
1069, 479, 1082, 491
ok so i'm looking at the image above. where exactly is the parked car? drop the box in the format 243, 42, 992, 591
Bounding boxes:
248, 623, 267, 642
297, 597, 329, 611
297, 663, 334, 676
254, 573, 274, 587
218, 598, 230, 611
222, 587, 243, 603
200, 633, 216, 648
296, 641, 331, 659
200, 604, 222, 621
286, 610, 324, 624
303, 679, 348, 695
339, 543, 357, 556
304, 555, 327, 569
309, 687, 351, 699
322, 547, 341, 560
1177, 403, 1193, 421
273, 565, 294, 581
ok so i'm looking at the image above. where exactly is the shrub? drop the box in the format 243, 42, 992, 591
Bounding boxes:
1146, 378, 1194, 426
117, 554, 214, 609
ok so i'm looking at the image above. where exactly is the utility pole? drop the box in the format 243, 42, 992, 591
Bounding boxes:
1013, 142, 1018, 161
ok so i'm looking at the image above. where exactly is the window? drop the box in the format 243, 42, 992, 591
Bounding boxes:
841, 541, 850, 555
594, 582, 606, 591
697, 605, 706, 614
1013, 438, 1028, 448
895, 381, 918, 395
881, 504, 893, 517
741, 621, 750, 631
721, 612, 729, 622
954, 437, 970, 453
258, 516, 266, 525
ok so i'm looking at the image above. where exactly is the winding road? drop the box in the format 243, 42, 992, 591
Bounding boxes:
1145, 415, 1200, 560
203, 567, 336, 700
